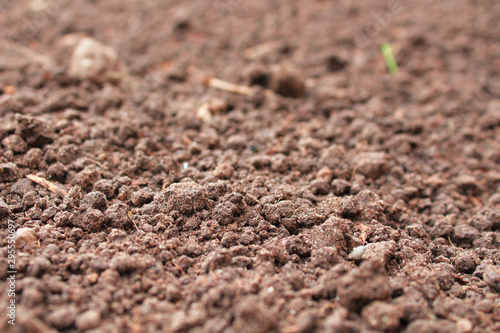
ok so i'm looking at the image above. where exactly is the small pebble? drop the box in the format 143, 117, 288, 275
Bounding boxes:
76, 310, 101, 331
348, 241, 396, 265
68, 37, 121, 82
456, 319, 474, 333
16, 228, 38, 247
316, 166, 334, 182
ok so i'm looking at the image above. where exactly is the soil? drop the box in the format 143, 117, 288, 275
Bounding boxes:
1, 0, 500, 332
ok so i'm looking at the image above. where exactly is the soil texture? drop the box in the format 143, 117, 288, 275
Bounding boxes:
1, 0, 500, 332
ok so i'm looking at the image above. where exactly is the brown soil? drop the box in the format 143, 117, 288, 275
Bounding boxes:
1, 0, 500, 332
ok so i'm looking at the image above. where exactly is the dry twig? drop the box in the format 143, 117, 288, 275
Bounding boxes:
26, 174, 67, 197
204, 77, 254, 95
244, 41, 280, 59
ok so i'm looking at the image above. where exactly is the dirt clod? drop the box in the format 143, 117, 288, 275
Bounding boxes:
337, 261, 392, 312
2, 134, 28, 154
163, 181, 209, 215
0, 162, 19, 182
105, 202, 132, 229
453, 252, 478, 274
362, 301, 402, 332
268, 62, 306, 98
352, 152, 389, 179
483, 265, 500, 291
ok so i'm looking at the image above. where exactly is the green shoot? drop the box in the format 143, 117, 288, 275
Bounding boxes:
381, 43, 399, 74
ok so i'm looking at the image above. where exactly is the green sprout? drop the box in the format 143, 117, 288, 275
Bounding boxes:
381, 43, 399, 74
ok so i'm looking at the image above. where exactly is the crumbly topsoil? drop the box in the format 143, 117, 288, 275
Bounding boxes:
0, 0, 499, 332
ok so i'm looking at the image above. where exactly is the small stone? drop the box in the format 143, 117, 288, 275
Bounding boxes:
3, 85, 16, 94
456, 319, 474, 333
348, 241, 396, 265
196, 103, 212, 122
16, 228, 38, 247
68, 37, 122, 82
87, 272, 99, 284
316, 167, 334, 182
75, 310, 101, 331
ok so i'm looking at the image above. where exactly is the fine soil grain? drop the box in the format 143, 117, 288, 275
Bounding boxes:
0, 0, 499, 332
